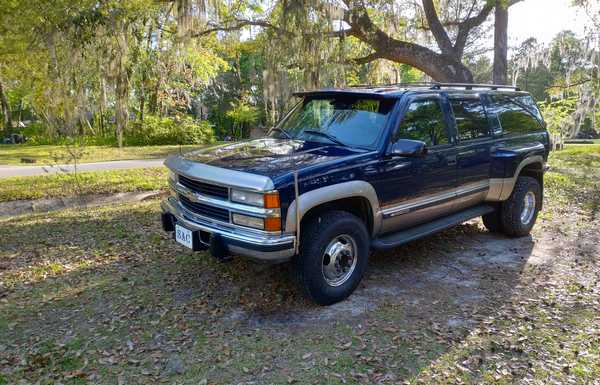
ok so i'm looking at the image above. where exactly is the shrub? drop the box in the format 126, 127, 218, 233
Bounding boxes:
128, 115, 215, 145
226, 100, 260, 138
9, 115, 215, 146
20, 122, 53, 145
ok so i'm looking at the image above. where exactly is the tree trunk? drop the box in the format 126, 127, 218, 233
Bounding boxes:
99, 76, 107, 135
0, 78, 12, 136
139, 66, 145, 125
493, 1, 509, 85
139, 90, 145, 123
115, 71, 128, 148
113, 19, 130, 148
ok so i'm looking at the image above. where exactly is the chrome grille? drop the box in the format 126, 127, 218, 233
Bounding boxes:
179, 194, 230, 222
178, 175, 229, 199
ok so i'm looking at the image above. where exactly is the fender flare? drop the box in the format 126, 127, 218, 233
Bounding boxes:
284, 180, 382, 236
487, 155, 544, 201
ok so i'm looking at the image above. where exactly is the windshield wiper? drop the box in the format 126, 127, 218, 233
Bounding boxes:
301, 130, 345, 146
270, 127, 292, 139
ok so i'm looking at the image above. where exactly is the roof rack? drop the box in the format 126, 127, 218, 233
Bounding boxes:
350, 82, 521, 92
349, 82, 434, 89
431, 82, 521, 91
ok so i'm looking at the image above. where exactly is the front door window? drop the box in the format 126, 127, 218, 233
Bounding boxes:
393, 99, 449, 146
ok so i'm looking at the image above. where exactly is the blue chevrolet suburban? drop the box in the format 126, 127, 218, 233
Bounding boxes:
161, 83, 550, 305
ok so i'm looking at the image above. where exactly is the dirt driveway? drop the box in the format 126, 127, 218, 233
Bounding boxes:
2, 188, 599, 384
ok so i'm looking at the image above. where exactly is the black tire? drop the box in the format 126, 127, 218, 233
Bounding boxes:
482, 205, 503, 233
499, 176, 542, 237
295, 210, 370, 305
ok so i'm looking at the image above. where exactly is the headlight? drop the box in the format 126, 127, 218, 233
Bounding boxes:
168, 170, 177, 183
231, 189, 264, 206
231, 190, 280, 208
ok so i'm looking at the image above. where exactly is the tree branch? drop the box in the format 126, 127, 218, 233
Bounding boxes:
422, 0, 455, 57
342, 0, 472, 82
190, 19, 291, 38
454, 0, 523, 57
454, 2, 494, 56
190, 0, 476, 82
545, 78, 592, 90
191, 18, 350, 39
348, 52, 383, 65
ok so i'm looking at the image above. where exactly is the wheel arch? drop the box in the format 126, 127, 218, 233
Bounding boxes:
519, 161, 544, 186
284, 180, 381, 237
487, 155, 545, 201
301, 197, 374, 235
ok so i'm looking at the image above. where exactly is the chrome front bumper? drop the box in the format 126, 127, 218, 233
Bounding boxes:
161, 197, 296, 262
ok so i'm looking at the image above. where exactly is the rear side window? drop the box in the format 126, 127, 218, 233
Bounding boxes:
449, 97, 490, 141
488, 95, 543, 135
511, 95, 543, 122
394, 99, 449, 146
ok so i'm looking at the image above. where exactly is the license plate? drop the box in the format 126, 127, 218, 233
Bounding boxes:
175, 224, 193, 249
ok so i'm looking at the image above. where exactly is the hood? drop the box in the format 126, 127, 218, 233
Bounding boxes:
182, 138, 368, 180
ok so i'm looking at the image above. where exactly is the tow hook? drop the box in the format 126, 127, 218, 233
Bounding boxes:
209, 234, 232, 262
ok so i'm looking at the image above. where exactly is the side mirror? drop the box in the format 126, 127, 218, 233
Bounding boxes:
389, 139, 428, 158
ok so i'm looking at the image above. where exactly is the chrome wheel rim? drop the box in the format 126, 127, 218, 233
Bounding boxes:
322, 234, 358, 287
520, 191, 536, 224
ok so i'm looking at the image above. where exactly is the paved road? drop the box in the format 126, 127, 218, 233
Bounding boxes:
0, 159, 166, 178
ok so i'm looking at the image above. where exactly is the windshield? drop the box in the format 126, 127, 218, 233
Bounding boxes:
270, 96, 395, 149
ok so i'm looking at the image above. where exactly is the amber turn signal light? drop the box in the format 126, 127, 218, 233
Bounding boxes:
263, 191, 280, 209
264, 216, 282, 232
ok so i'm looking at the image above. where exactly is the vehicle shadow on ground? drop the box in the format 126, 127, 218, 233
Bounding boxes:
232, 222, 535, 328
0, 205, 536, 382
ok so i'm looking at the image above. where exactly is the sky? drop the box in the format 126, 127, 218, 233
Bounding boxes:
508, 0, 587, 46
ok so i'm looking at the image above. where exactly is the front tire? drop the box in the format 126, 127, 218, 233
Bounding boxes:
295, 211, 370, 305
499, 176, 542, 237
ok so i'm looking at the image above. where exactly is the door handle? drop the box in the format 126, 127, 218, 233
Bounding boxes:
447, 155, 457, 166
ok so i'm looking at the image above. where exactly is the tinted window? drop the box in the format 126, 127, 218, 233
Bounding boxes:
512, 95, 543, 122
393, 99, 448, 146
488, 96, 543, 135
274, 96, 394, 149
450, 97, 490, 141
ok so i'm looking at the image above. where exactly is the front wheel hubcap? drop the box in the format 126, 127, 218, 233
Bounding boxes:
322, 234, 358, 287
520, 191, 536, 224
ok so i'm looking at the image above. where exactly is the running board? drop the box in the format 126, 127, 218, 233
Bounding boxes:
371, 204, 495, 251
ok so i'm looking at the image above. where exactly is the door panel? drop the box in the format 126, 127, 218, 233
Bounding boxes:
375, 96, 459, 234
456, 138, 493, 190
450, 95, 494, 206
379, 146, 458, 233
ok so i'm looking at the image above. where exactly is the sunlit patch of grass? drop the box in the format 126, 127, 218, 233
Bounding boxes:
549, 143, 600, 172
0, 167, 167, 202
1, 248, 122, 288
545, 143, 600, 215
31, 262, 66, 278
408, 293, 600, 384
0, 144, 208, 165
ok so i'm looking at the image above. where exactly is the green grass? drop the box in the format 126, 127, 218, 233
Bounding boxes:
549, 143, 600, 171
0, 167, 167, 202
0, 140, 599, 384
1, 196, 599, 384
545, 143, 600, 212
0, 144, 209, 165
